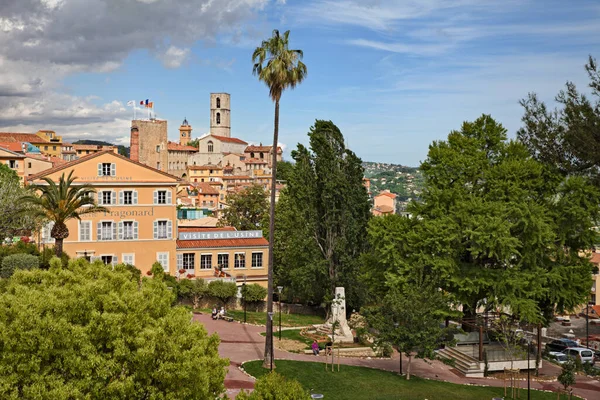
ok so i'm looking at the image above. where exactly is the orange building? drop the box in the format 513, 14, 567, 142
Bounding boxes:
28, 151, 180, 274
176, 227, 268, 286
373, 190, 397, 216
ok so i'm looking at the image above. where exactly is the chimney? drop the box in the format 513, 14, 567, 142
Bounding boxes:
130, 125, 139, 161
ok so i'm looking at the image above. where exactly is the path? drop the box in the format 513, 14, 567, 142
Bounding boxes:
193, 314, 600, 399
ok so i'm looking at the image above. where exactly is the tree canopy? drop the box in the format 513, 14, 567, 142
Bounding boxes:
218, 184, 268, 231
273, 120, 371, 309
518, 55, 600, 185
366, 115, 598, 324
0, 165, 40, 241
0, 258, 228, 399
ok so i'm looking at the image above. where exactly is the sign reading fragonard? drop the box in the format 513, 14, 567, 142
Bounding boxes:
178, 230, 263, 240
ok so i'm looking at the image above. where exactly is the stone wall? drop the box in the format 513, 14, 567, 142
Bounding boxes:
131, 119, 168, 172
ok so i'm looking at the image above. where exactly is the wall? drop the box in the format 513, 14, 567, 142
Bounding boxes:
131, 119, 168, 172
210, 93, 231, 137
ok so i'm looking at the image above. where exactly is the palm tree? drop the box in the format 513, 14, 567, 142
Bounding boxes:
252, 29, 307, 368
22, 171, 107, 257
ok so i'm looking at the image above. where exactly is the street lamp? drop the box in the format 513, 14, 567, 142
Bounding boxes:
526, 336, 531, 400
243, 274, 247, 324
277, 286, 283, 341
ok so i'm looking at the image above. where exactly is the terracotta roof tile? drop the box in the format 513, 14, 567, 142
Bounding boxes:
73, 144, 115, 151
189, 182, 220, 195
188, 165, 223, 170
222, 175, 252, 180
245, 145, 283, 153
167, 141, 198, 151
0, 132, 49, 143
0, 142, 25, 152
376, 191, 397, 199
211, 135, 248, 145
177, 237, 269, 249
243, 158, 268, 164
590, 253, 600, 265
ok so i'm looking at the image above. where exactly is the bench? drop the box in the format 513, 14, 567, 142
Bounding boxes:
221, 314, 234, 322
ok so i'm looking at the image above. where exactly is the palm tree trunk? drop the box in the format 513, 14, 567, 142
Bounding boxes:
263, 97, 280, 369
55, 238, 63, 257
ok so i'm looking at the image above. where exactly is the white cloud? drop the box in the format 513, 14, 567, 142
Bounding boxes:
158, 46, 191, 69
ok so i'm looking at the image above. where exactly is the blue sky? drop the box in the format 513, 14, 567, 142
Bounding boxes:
1, 0, 599, 166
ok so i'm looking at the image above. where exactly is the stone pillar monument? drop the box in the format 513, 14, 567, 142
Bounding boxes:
326, 287, 353, 342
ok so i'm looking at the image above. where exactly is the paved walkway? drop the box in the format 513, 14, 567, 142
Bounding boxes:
193, 314, 600, 399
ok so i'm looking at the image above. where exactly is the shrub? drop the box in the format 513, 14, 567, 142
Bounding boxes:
237, 372, 310, 400
241, 283, 267, 303
150, 262, 165, 279
208, 280, 238, 307
0, 253, 40, 278
179, 279, 208, 309
39, 247, 69, 269
0, 242, 39, 267
558, 360, 576, 391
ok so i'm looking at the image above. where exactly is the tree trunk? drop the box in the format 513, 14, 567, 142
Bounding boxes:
263, 97, 280, 369
462, 301, 478, 332
406, 354, 412, 380
55, 238, 63, 257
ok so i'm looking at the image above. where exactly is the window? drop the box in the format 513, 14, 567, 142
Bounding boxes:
156, 145, 160, 153
98, 162, 115, 176
122, 221, 134, 240
53, 146, 56, 151
252, 252, 263, 268
216, 112, 221, 124
122, 254, 135, 266
8, 160, 16, 168
260, 153, 264, 159
182, 253, 195, 271
98, 221, 116, 241
79, 221, 91, 241
153, 220, 172, 239
207, 141, 214, 153
156, 162, 161, 170
154, 190, 171, 205
28, 162, 31, 168
216, 97, 220, 108
120, 190, 136, 205
218, 253, 229, 269
157, 252, 169, 272
101, 255, 113, 265
101, 190, 115, 205
44, 146, 48, 150
234, 253, 246, 269
200, 254, 212, 269
86, 150, 90, 154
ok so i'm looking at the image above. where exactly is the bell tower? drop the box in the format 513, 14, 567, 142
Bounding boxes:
210, 93, 231, 137
179, 117, 192, 145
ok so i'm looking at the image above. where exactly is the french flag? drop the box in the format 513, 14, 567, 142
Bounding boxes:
139, 99, 149, 106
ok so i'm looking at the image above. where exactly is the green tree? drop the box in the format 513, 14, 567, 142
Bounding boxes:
208, 280, 238, 307
180, 279, 209, 309
276, 160, 294, 182
0, 165, 40, 240
0, 253, 39, 278
0, 258, 228, 399
558, 360, 576, 394
365, 276, 457, 380
274, 120, 371, 309
218, 184, 268, 231
252, 28, 307, 368
237, 372, 310, 400
21, 171, 107, 257
368, 115, 599, 325
518, 55, 600, 184
187, 138, 200, 149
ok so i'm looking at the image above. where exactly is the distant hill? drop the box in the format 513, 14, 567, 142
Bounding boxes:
72, 140, 129, 157
363, 161, 424, 208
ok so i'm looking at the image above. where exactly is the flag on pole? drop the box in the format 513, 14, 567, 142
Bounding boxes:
148, 102, 153, 108
127, 100, 135, 106
140, 99, 149, 106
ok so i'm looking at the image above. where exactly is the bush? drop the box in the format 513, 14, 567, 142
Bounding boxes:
558, 360, 576, 391
237, 372, 310, 400
0, 253, 40, 278
242, 283, 267, 303
38, 247, 69, 269
0, 242, 39, 267
208, 280, 238, 307
179, 279, 208, 309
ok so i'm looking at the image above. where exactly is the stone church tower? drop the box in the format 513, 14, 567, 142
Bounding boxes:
210, 93, 230, 137
179, 118, 192, 145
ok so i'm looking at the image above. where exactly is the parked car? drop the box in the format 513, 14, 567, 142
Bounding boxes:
563, 347, 595, 365
548, 351, 569, 365
545, 338, 579, 352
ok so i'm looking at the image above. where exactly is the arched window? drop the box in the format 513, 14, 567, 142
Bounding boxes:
216, 112, 221, 125
207, 141, 214, 153
216, 97, 221, 108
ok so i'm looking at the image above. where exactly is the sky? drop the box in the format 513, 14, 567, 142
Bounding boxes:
0, 0, 599, 166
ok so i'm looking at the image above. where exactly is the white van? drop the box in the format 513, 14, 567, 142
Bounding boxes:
563, 347, 595, 365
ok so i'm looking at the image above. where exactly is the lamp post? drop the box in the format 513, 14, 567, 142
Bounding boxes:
242, 274, 247, 324
268, 311, 274, 371
277, 286, 283, 341
527, 337, 531, 400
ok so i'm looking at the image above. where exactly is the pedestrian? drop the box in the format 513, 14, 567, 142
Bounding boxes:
312, 340, 320, 356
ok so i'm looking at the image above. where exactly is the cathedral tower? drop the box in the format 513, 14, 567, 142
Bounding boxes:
179, 117, 192, 145
209, 93, 230, 137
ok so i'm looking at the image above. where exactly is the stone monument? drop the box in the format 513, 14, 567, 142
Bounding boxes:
324, 287, 354, 343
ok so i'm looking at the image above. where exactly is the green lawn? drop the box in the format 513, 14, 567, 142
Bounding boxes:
242, 360, 576, 400
200, 309, 324, 327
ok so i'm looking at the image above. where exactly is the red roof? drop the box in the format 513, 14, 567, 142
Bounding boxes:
177, 237, 268, 249
244, 158, 268, 164
212, 135, 248, 145
590, 253, 600, 265
179, 226, 236, 233
190, 182, 220, 195
188, 165, 222, 170
376, 191, 397, 199
0, 142, 25, 152
245, 145, 282, 153
222, 175, 252, 180
0, 132, 48, 143
167, 141, 198, 152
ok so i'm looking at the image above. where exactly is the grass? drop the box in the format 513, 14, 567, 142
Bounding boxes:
199, 309, 325, 327
242, 360, 579, 400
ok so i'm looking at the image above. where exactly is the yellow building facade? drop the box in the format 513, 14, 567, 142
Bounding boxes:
28, 151, 179, 274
